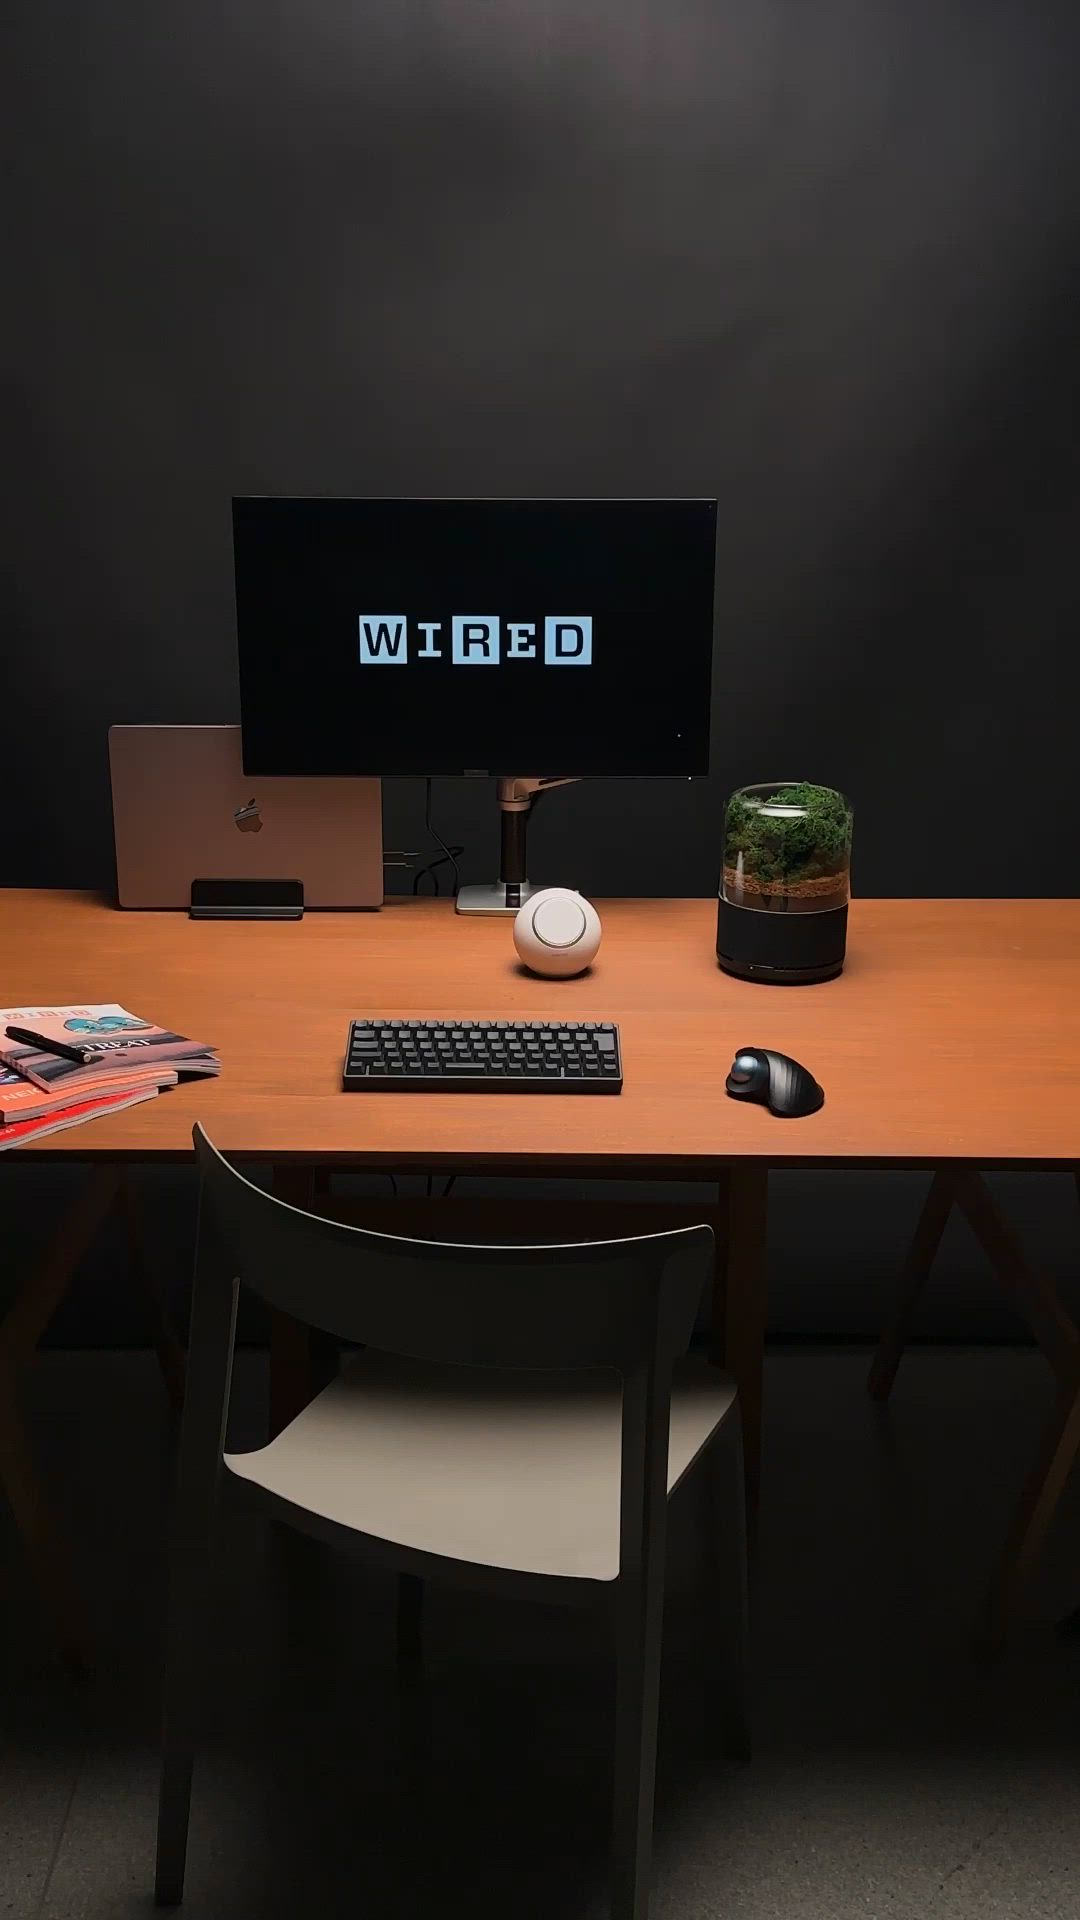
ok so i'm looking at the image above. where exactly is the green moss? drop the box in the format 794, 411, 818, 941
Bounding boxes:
725, 782, 851, 888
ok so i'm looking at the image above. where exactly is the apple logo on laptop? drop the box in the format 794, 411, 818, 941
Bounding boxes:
234, 799, 263, 834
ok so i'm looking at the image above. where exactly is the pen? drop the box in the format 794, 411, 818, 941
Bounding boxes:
5, 1025, 104, 1066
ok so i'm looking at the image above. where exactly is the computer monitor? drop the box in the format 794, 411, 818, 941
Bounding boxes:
233, 497, 717, 779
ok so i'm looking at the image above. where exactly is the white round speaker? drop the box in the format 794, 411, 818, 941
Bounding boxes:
513, 888, 602, 977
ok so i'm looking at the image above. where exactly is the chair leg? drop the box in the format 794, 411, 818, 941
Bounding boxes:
156, 1540, 212, 1905
611, 1567, 665, 1920
708, 1421, 752, 1762
720, 1167, 768, 1527
155, 1243, 238, 1909
867, 1169, 956, 1402
155, 1749, 194, 1906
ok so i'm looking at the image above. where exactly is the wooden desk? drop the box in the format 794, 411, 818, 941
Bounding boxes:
3, 890, 1078, 1655
6, 892, 1079, 1168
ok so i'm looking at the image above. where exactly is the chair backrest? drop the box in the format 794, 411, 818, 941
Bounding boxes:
191, 1125, 711, 1375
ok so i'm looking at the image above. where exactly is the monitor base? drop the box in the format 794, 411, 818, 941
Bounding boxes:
456, 880, 539, 916
455, 777, 580, 917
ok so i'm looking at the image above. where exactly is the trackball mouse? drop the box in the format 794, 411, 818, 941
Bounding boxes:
725, 1048, 824, 1118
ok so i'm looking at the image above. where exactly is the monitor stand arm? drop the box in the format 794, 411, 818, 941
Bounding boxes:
455, 776, 580, 916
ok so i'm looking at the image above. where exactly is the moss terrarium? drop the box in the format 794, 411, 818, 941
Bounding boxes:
717, 782, 853, 983
723, 782, 852, 914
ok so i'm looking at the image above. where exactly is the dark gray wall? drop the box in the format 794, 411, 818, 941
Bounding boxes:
8, 0, 1080, 895
6, 1162, 1079, 1352
6, 4, 1079, 1345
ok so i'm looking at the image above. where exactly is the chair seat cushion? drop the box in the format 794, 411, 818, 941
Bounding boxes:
225, 1352, 737, 1582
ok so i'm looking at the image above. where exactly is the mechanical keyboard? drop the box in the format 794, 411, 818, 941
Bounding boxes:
343, 1019, 623, 1092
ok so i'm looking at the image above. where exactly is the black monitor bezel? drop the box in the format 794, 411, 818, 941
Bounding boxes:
234, 496, 717, 779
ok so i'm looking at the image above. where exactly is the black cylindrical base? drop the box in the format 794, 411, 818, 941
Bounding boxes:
716, 897, 848, 985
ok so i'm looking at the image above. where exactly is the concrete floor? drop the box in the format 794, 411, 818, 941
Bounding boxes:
1, 1347, 1077, 1919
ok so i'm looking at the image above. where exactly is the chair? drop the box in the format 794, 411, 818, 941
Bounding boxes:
156, 1125, 749, 1919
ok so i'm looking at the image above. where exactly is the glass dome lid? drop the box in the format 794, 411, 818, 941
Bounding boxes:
722, 782, 852, 915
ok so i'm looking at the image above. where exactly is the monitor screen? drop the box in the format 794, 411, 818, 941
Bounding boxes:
234, 497, 716, 777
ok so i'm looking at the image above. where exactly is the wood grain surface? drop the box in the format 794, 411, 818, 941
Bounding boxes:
3, 893, 1078, 1167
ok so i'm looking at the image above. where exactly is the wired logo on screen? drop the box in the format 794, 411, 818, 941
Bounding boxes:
358, 615, 593, 667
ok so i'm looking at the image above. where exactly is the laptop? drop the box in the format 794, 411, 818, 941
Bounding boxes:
109, 726, 383, 908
